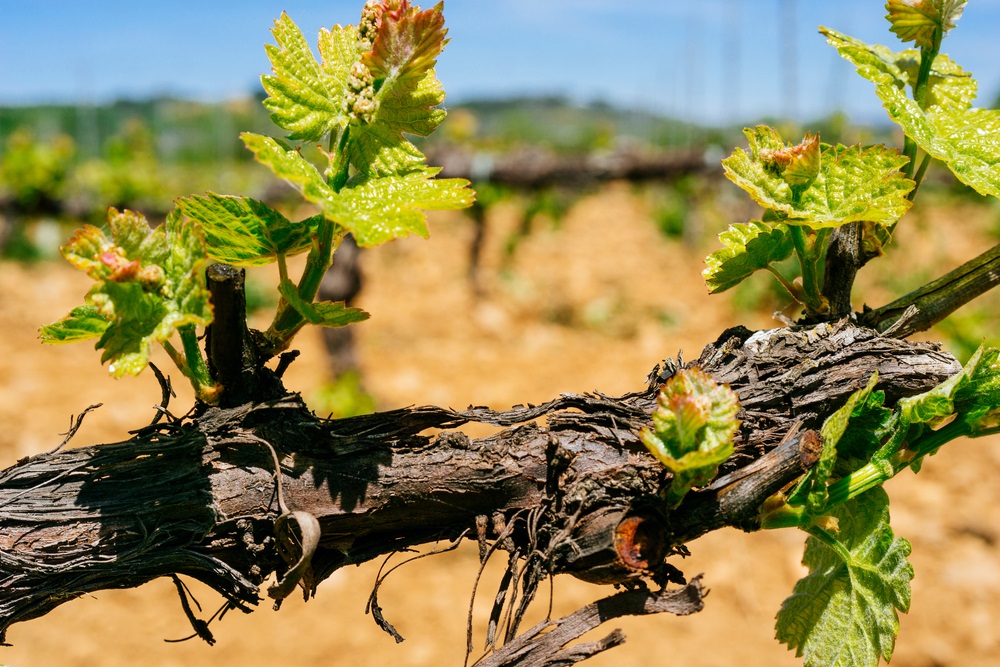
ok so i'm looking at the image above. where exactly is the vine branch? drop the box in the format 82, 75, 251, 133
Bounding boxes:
862, 242, 1000, 338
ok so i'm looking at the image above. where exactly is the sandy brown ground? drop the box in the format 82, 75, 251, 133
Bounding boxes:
1, 184, 999, 666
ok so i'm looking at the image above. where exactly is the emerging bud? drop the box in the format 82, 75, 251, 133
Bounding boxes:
760, 132, 822, 197
346, 60, 378, 123
100, 247, 141, 282
358, 0, 383, 52
137, 264, 167, 292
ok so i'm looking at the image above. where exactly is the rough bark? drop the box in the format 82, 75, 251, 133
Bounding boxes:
0, 320, 961, 659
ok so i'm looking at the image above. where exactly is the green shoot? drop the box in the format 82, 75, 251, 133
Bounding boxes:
641, 369, 740, 507
41, 1, 474, 400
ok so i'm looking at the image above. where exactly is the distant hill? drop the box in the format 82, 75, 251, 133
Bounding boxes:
1, 94, 891, 167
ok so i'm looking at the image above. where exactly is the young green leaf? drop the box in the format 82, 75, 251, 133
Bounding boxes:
277, 278, 370, 328
177, 193, 319, 266
640, 368, 740, 506
239, 132, 336, 204
885, 0, 967, 49
325, 169, 474, 246
899, 51, 977, 111
703, 220, 794, 293
39, 304, 111, 343
242, 132, 473, 247
832, 390, 894, 464
723, 127, 913, 228
899, 344, 1000, 434
261, 13, 357, 141
777, 488, 913, 667
41, 209, 213, 378
823, 28, 1000, 197
955, 347, 1000, 432
348, 1, 449, 176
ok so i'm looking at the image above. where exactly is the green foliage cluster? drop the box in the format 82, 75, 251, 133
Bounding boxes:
40, 0, 473, 401
768, 344, 1000, 666
703, 0, 999, 322
661, 2, 1000, 664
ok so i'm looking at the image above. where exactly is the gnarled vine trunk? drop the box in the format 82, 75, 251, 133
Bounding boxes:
0, 320, 961, 663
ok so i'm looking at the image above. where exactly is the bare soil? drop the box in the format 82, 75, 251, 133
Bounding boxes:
1, 184, 999, 666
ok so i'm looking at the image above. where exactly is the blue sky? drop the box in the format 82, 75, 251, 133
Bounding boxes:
3, 1, 1000, 125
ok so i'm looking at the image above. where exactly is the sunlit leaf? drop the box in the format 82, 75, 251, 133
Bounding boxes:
239, 132, 344, 210
885, 0, 967, 49
723, 126, 913, 228
242, 132, 473, 247
261, 13, 357, 141
177, 193, 318, 266
325, 170, 474, 246
823, 28, 1000, 197
703, 220, 794, 293
349, 1, 449, 176
277, 278, 370, 327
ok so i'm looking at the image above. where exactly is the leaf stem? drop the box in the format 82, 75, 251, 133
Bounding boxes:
824, 459, 896, 509
161, 340, 190, 377
327, 126, 352, 192
789, 225, 827, 314
264, 128, 351, 356
902, 137, 918, 182
908, 152, 933, 201
265, 218, 342, 353
766, 265, 806, 302
913, 39, 941, 111
162, 326, 218, 402
179, 324, 214, 390
806, 525, 853, 565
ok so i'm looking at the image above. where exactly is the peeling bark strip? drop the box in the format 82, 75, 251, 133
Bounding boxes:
473, 578, 706, 667
0, 322, 961, 651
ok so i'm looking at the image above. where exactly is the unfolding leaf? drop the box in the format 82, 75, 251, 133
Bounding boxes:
41, 209, 213, 377
349, 1, 449, 176
177, 193, 318, 266
62, 209, 168, 280
823, 28, 1000, 197
640, 368, 740, 505
885, 0, 966, 49
703, 220, 794, 293
277, 278, 369, 328
723, 126, 913, 228
38, 304, 110, 343
777, 488, 913, 667
782, 132, 822, 194
261, 13, 357, 141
